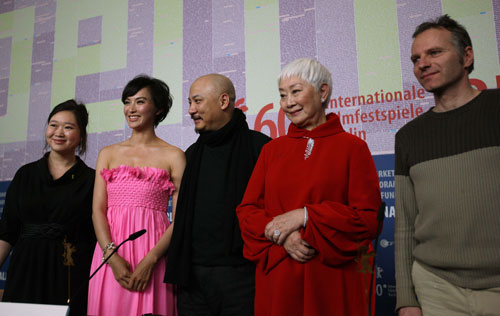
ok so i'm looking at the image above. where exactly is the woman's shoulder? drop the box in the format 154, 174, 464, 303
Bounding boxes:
76, 157, 96, 177
158, 140, 184, 154
337, 130, 367, 144
98, 143, 119, 156
253, 135, 292, 159
153, 139, 185, 161
19, 158, 42, 171
14, 156, 45, 176
156, 141, 186, 174
6, 157, 48, 188
326, 131, 371, 155
95, 143, 127, 172
10, 164, 31, 184
97, 142, 133, 162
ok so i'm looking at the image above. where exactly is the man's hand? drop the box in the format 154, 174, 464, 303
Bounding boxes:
398, 307, 422, 316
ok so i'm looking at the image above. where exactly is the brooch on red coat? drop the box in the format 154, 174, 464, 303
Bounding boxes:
304, 137, 314, 160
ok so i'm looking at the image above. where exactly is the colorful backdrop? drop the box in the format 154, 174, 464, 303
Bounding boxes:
1, 0, 499, 314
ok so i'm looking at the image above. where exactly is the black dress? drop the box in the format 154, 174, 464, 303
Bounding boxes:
0, 153, 95, 315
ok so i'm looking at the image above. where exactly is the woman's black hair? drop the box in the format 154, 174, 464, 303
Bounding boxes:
121, 75, 173, 127
47, 99, 89, 155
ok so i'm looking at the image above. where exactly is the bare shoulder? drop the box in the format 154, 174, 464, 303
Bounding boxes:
157, 140, 185, 159
155, 141, 186, 176
102, 142, 129, 157
168, 145, 185, 161
97, 142, 129, 166
97, 144, 114, 160
95, 145, 113, 170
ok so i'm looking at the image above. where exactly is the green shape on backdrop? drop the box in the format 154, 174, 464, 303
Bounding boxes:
244, 0, 281, 116
442, 0, 491, 18
99, 0, 127, 72
153, 0, 183, 126
8, 40, 33, 95
0, 11, 13, 36
0, 93, 30, 143
86, 99, 125, 134
0, 7, 35, 143
52, 0, 79, 107
52, 57, 77, 103
354, 0, 402, 94
77, 44, 101, 76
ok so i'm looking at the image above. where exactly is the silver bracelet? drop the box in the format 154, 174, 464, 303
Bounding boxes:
102, 242, 116, 263
304, 206, 308, 227
102, 241, 116, 252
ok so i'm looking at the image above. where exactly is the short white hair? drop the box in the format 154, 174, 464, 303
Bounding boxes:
278, 58, 332, 108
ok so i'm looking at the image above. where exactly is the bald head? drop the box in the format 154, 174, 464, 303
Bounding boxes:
194, 74, 236, 107
188, 74, 236, 132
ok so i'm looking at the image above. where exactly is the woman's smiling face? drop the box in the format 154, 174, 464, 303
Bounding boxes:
279, 76, 328, 131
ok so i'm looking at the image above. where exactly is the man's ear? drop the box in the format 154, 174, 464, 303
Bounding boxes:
220, 93, 230, 110
463, 46, 474, 70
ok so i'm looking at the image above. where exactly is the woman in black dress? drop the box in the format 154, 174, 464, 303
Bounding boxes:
0, 99, 95, 315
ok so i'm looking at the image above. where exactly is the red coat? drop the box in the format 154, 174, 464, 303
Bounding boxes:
237, 113, 381, 316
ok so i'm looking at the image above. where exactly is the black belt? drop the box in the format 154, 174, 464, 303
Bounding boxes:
20, 223, 67, 239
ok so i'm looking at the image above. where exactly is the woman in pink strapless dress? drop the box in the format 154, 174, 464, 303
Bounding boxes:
87, 75, 186, 316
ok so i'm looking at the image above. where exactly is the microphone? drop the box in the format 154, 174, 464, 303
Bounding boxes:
128, 229, 147, 241
89, 229, 147, 280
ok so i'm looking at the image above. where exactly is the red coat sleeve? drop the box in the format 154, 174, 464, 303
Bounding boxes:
302, 143, 381, 266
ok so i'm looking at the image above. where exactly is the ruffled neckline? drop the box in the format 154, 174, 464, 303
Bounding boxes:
101, 165, 175, 192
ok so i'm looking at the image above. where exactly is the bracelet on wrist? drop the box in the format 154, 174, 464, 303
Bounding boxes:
102, 241, 115, 252
303, 206, 308, 227
102, 242, 116, 263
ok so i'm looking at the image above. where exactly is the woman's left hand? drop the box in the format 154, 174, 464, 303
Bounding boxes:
265, 208, 304, 245
283, 231, 316, 263
129, 255, 157, 292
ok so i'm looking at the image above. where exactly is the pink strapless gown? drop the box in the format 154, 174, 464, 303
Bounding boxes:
88, 165, 177, 316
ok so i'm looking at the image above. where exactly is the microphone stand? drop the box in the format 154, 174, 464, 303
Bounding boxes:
89, 229, 146, 281
66, 229, 147, 316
